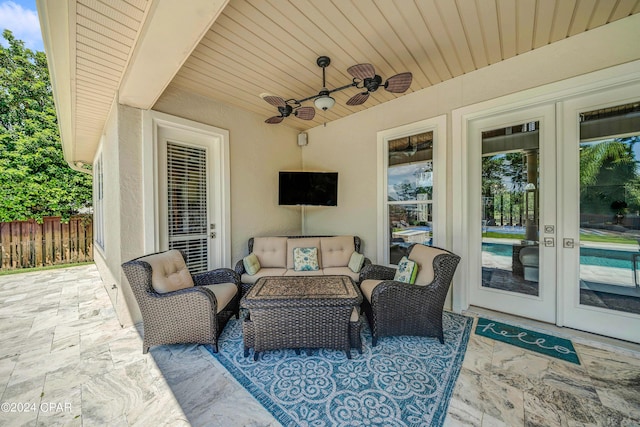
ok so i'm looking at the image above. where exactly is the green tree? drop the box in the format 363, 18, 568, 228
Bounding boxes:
0, 30, 92, 222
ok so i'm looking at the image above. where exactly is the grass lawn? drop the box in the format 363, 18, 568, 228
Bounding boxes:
0, 262, 94, 276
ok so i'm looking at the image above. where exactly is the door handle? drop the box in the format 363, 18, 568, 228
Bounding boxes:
563, 238, 574, 248
210, 232, 217, 239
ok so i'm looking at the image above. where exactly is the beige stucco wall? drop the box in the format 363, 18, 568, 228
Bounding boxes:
302, 13, 640, 264
93, 102, 144, 326
153, 86, 303, 264
98, 91, 303, 326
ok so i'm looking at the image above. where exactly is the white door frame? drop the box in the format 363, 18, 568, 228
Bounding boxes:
452, 60, 640, 315
377, 115, 447, 264
142, 110, 231, 268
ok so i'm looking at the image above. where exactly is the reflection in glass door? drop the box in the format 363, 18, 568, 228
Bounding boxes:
481, 123, 540, 296
577, 104, 640, 315
387, 132, 434, 264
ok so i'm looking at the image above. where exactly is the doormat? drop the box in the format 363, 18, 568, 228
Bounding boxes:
208, 311, 473, 427
475, 318, 580, 365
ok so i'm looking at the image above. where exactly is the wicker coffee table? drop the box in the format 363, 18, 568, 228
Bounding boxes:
240, 275, 362, 360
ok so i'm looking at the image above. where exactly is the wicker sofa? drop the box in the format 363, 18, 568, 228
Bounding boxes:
234, 235, 370, 294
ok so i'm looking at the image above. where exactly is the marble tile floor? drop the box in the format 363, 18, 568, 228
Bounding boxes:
0, 264, 638, 426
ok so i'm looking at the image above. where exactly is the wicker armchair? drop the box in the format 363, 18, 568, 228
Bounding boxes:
121, 249, 241, 353
359, 244, 461, 346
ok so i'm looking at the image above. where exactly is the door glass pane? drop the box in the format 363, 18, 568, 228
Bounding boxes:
578, 102, 640, 315
481, 122, 540, 296
388, 132, 433, 264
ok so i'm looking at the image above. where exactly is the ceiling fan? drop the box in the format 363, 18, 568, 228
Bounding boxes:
261, 56, 412, 124
261, 95, 315, 124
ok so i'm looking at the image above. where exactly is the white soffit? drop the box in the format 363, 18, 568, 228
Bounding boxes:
37, 0, 228, 167
119, 0, 230, 109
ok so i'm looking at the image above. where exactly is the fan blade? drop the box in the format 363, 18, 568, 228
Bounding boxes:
384, 72, 412, 93
262, 95, 286, 107
265, 116, 284, 124
347, 63, 376, 80
295, 106, 316, 120
346, 92, 370, 106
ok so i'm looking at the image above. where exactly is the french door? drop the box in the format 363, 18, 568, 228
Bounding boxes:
560, 87, 640, 343
466, 88, 640, 343
468, 105, 558, 323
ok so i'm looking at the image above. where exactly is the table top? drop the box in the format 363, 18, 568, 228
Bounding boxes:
241, 275, 362, 309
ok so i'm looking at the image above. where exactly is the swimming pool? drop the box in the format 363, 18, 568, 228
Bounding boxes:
482, 242, 637, 270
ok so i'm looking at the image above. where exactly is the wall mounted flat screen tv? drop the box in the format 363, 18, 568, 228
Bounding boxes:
279, 171, 338, 206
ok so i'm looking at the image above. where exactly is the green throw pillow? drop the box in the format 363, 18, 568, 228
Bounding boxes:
394, 256, 418, 284
348, 251, 365, 273
243, 253, 261, 275
293, 247, 319, 271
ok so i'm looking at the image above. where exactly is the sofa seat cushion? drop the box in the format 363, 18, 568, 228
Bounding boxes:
287, 237, 322, 269
252, 237, 287, 268
283, 269, 324, 277
351, 307, 359, 322
200, 282, 238, 313
320, 236, 355, 268
323, 267, 360, 282
360, 279, 383, 302
140, 250, 194, 294
241, 268, 287, 284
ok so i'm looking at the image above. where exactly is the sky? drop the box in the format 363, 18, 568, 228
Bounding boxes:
0, 0, 43, 51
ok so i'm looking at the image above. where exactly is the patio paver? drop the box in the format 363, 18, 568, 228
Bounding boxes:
1, 264, 639, 426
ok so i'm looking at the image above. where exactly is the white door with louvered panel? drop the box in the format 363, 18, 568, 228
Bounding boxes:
156, 123, 227, 274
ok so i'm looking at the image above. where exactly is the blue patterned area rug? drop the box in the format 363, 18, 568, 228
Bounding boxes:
207, 312, 473, 427
475, 318, 580, 365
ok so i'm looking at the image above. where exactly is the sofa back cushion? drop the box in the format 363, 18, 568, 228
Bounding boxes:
287, 237, 322, 269
139, 250, 194, 293
320, 236, 355, 268
252, 237, 288, 268
409, 244, 450, 286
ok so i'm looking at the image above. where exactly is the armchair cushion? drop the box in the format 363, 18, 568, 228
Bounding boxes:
293, 247, 320, 271
243, 253, 261, 275
394, 256, 418, 284
200, 282, 238, 313
360, 279, 384, 302
409, 245, 450, 285
139, 250, 194, 293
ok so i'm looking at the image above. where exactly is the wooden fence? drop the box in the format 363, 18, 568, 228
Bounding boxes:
0, 216, 93, 270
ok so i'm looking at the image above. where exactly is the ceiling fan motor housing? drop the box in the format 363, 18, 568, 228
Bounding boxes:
364, 75, 383, 92
279, 105, 293, 117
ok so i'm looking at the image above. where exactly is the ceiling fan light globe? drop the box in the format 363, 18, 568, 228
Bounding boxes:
314, 95, 335, 111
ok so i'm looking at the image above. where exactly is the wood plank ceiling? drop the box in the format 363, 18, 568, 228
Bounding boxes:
70, 0, 640, 144
168, 0, 640, 130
